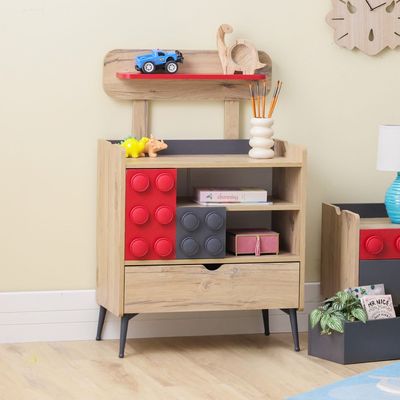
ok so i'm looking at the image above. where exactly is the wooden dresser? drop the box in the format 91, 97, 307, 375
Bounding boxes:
96, 139, 306, 357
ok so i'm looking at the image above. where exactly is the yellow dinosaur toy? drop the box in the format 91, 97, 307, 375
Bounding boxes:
120, 137, 149, 158
120, 135, 168, 158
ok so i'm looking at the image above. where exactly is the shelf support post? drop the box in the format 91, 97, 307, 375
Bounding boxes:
224, 100, 240, 139
132, 100, 149, 138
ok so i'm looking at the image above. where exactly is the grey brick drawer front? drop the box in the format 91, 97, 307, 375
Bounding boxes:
359, 260, 400, 305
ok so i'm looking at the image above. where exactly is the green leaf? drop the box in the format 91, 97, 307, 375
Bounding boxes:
332, 311, 346, 320
323, 296, 337, 303
351, 307, 368, 323
336, 291, 346, 301
322, 303, 331, 311
320, 313, 331, 331
327, 316, 344, 333
310, 309, 323, 329
332, 302, 344, 311
338, 291, 352, 305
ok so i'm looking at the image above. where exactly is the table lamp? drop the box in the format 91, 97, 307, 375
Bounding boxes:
377, 125, 400, 223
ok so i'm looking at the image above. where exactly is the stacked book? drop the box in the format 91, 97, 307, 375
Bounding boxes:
346, 284, 396, 320
194, 188, 269, 205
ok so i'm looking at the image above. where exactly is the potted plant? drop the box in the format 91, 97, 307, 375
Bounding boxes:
310, 290, 367, 335
308, 291, 400, 364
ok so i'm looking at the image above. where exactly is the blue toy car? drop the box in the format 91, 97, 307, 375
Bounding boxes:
135, 50, 184, 74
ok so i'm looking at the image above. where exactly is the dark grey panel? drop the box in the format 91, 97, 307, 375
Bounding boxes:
334, 203, 387, 218
108, 139, 250, 155
309, 318, 400, 364
176, 206, 226, 259
359, 260, 400, 305
308, 321, 345, 364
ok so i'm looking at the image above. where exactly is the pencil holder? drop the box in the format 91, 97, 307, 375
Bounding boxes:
248, 117, 274, 159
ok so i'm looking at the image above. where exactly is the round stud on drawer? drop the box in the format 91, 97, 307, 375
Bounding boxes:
155, 173, 175, 192
130, 206, 149, 225
130, 173, 150, 192
130, 238, 149, 258
204, 211, 224, 231
180, 212, 200, 232
204, 236, 223, 256
395, 236, 400, 252
365, 235, 384, 255
154, 206, 174, 225
180, 237, 200, 257
154, 238, 173, 257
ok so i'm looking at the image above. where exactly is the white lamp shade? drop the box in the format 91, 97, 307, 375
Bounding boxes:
377, 125, 400, 171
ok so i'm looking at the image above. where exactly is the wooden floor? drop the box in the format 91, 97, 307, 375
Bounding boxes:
0, 333, 390, 400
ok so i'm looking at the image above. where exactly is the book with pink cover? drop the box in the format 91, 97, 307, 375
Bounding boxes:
195, 188, 267, 203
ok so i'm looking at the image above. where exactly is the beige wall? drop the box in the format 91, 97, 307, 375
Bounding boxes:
1, 0, 398, 291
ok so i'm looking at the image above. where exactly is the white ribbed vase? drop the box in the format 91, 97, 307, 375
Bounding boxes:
248, 117, 274, 159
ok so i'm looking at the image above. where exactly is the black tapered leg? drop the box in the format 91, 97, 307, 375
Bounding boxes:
281, 308, 300, 352
261, 309, 270, 336
96, 305, 107, 341
119, 313, 138, 358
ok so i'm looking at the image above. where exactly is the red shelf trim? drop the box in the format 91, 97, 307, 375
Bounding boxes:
116, 72, 266, 80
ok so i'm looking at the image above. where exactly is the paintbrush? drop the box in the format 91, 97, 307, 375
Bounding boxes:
249, 83, 256, 118
268, 80, 282, 118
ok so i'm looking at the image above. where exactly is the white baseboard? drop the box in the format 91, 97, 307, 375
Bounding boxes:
0, 283, 321, 344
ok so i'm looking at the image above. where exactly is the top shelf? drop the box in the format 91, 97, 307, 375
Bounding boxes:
116, 72, 267, 81
360, 218, 397, 229
124, 154, 302, 169
104, 139, 306, 169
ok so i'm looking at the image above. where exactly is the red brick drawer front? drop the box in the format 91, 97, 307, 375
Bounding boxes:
360, 229, 400, 260
125, 169, 176, 260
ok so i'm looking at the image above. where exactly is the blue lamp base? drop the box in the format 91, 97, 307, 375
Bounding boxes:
385, 172, 400, 224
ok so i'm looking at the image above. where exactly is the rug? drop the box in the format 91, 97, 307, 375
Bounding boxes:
288, 362, 400, 399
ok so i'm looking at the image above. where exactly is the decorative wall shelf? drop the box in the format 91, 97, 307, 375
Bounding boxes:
103, 49, 272, 138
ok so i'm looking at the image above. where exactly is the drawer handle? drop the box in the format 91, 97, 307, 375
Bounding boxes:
203, 264, 223, 271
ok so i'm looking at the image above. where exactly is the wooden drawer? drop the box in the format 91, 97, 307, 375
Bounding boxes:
124, 263, 300, 313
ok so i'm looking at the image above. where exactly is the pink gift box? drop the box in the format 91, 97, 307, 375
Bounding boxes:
227, 229, 279, 256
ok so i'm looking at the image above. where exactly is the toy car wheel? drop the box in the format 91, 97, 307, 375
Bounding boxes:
165, 61, 178, 74
142, 62, 155, 74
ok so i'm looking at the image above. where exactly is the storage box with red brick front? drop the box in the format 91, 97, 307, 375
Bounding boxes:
125, 168, 176, 260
